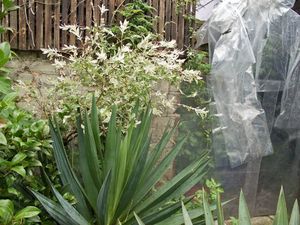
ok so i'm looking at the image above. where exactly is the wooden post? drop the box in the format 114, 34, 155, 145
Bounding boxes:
9, 2, 18, 49
171, 0, 177, 41
61, 0, 70, 46
177, 5, 184, 49
70, 0, 77, 45
36, 0, 44, 49
86, 0, 92, 27
28, 0, 36, 49
44, 0, 53, 48
54, 0, 61, 49
18, 0, 27, 50
165, 0, 172, 40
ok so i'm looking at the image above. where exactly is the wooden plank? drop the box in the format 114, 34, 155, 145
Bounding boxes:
61, 0, 70, 46
9, 0, 18, 49
165, 0, 172, 40
54, 0, 61, 49
184, 3, 190, 47
103, 0, 108, 25
152, 0, 158, 33
108, 0, 115, 24
36, 0, 44, 49
28, 0, 36, 49
86, 0, 92, 27
78, 0, 84, 27
18, 0, 27, 49
93, 0, 101, 25
70, 0, 77, 45
44, 0, 52, 47
115, 0, 123, 22
171, 0, 177, 41
158, 0, 165, 36
177, 5, 184, 49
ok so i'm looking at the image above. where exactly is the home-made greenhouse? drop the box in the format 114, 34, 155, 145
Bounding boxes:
192, 0, 300, 216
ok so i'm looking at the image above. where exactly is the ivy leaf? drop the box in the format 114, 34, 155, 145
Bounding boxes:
0, 131, 7, 145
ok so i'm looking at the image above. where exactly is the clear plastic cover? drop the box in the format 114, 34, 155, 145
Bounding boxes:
197, 0, 300, 167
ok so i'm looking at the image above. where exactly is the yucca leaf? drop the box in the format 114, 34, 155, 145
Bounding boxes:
49, 182, 90, 225
135, 153, 210, 215
103, 105, 118, 175
216, 192, 224, 225
182, 202, 193, 225
97, 171, 112, 225
32, 190, 80, 225
155, 201, 226, 225
202, 190, 215, 225
144, 123, 176, 174
136, 199, 190, 225
273, 187, 289, 225
134, 212, 146, 225
238, 191, 251, 225
49, 119, 91, 219
91, 95, 104, 160
289, 200, 300, 225
112, 130, 131, 212
84, 112, 102, 188
114, 135, 151, 220
126, 109, 152, 180
133, 137, 188, 205
76, 114, 99, 210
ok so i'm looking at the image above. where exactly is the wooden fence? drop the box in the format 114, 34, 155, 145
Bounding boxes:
1, 0, 197, 51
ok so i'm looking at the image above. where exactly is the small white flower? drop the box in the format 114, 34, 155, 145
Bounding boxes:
62, 44, 77, 52
159, 40, 177, 48
60, 24, 82, 40
112, 53, 125, 63
53, 59, 66, 69
120, 45, 131, 53
41, 47, 62, 59
144, 65, 155, 74
98, 4, 108, 16
103, 27, 115, 37
120, 20, 129, 34
96, 50, 107, 61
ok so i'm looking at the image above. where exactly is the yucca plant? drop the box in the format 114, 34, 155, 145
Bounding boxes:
174, 187, 300, 225
32, 98, 211, 225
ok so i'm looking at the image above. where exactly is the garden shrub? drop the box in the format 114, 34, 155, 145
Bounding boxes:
18, 9, 204, 138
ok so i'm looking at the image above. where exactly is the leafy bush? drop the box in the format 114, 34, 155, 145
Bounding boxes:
0, 92, 60, 223
32, 98, 211, 225
19, 17, 202, 137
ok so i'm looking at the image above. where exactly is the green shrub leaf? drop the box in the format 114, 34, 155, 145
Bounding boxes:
14, 206, 41, 220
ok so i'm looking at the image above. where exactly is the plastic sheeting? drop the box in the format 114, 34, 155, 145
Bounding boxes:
197, 0, 300, 167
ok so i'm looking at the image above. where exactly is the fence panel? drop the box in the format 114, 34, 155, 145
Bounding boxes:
2, 0, 196, 50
